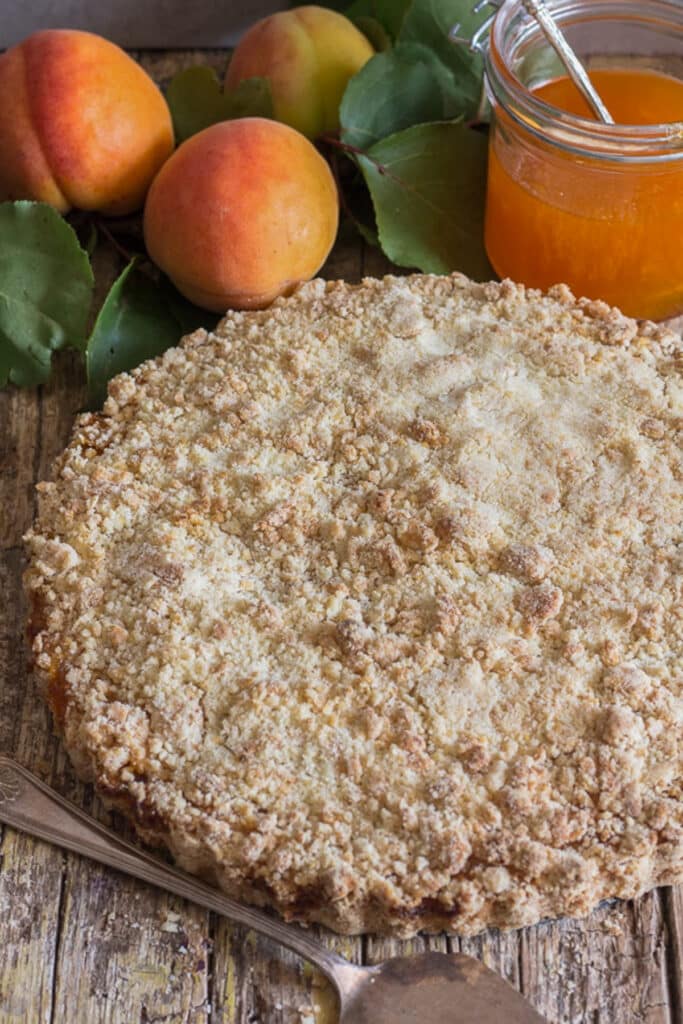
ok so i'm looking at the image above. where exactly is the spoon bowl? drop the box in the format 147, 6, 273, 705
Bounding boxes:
331, 951, 546, 1023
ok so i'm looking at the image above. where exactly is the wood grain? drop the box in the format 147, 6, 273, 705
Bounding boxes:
0, 47, 681, 1024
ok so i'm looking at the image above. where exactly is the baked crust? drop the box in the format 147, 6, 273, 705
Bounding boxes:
24, 274, 683, 936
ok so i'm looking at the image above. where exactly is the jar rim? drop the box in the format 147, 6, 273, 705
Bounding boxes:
486, 0, 683, 162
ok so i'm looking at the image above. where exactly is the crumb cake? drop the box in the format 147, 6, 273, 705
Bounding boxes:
25, 274, 683, 936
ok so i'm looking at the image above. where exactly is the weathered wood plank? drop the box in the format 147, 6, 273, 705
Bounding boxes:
322, 219, 366, 285
365, 930, 449, 964
457, 927, 521, 989
211, 925, 308, 1024
210, 924, 358, 1024
519, 893, 673, 1024
0, 326, 72, 1024
0, 549, 27, 753
51, 855, 210, 1024
663, 887, 683, 1021
0, 388, 41, 551
0, 829, 63, 1024
0, 364, 67, 1024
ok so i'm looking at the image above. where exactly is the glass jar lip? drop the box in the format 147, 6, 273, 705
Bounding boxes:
486, 0, 683, 162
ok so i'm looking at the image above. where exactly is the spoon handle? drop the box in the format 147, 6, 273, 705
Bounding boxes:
0, 755, 348, 983
521, 0, 614, 124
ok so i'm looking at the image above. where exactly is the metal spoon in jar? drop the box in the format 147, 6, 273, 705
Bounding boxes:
0, 756, 546, 1023
451, 0, 614, 124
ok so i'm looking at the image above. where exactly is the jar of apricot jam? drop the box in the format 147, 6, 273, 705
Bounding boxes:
483, 0, 683, 320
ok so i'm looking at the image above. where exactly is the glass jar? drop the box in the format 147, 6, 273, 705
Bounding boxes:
483, 0, 683, 320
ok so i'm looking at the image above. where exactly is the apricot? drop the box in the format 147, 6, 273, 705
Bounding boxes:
143, 118, 339, 312
0, 30, 174, 215
226, 5, 374, 139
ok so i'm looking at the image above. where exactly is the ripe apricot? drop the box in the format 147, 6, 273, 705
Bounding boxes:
143, 118, 339, 312
226, 5, 374, 138
0, 30, 174, 215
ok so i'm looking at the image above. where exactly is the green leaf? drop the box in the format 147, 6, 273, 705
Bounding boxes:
157, 276, 218, 337
353, 216, 380, 247
357, 121, 493, 279
345, 0, 412, 39
398, 0, 486, 119
86, 260, 216, 408
341, 42, 464, 148
0, 294, 65, 388
0, 201, 94, 386
166, 67, 273, 144
353, 15, 392, 51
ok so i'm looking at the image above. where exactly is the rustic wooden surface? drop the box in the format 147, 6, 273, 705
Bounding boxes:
1, 48, 682, 1024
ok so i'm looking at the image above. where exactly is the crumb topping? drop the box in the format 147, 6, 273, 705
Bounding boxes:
25, 274, 683, 936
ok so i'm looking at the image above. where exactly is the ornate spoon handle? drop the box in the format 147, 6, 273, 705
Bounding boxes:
449, 0, 614, 125
0, 755, 349, 986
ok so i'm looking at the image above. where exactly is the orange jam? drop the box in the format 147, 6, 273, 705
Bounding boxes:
485, 69, 683, 320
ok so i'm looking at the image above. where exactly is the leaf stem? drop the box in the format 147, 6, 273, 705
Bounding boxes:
318, 134, 367, 158
319, 135, 389, 176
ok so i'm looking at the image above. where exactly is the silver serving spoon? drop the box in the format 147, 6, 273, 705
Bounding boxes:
0, 756, 546, 1023
451, 0, 614, 124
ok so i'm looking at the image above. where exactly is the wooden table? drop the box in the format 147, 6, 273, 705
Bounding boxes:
1, 49, 682, 1024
